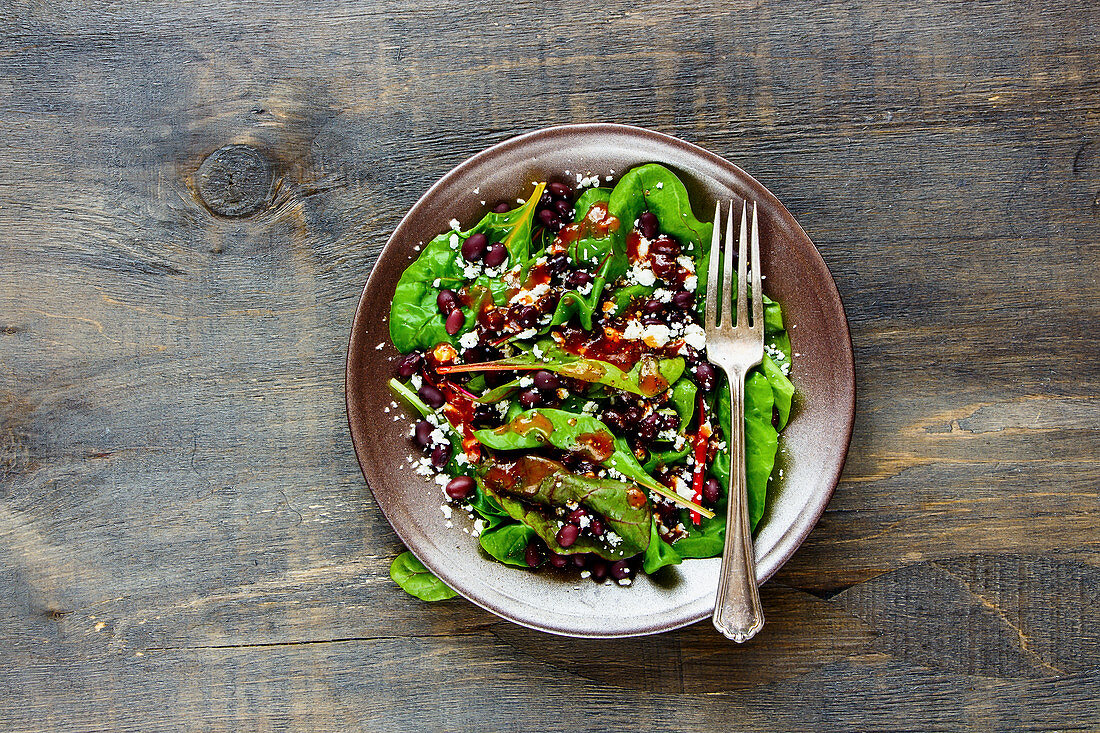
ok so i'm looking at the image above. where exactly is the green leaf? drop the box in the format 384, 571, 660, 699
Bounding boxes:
608, 163, 713, 255
573, 187, 613, 222
761, 354, 794, 430
389, 551, 457, 602
478, 522, 536, 567
480, 456, 651, 560
714, 370, 778, 530
672, 514, 725, 558
642, 519, 682, 574
453, 352, 683, 399
670, 378, 697, 432
388, 185, 544, 353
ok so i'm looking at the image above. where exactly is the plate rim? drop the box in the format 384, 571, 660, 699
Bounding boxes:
346, 122, 855, 637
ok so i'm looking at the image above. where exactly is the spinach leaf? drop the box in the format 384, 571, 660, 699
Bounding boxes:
476, 378, 521, 404
608, 163, 713, 255
546, 256, 610, 330
642, 519, 682, 574
388, 185, 544, 353
478, 522, 536, 567
671, 514, 725, 558
713, 370, 777, 530
670, 378, 697, 432
480, 456, 651, 560
573, 187, 613, 222
643, 443, 693, 473
389, 551, 457, 601
761, 354, 794, 430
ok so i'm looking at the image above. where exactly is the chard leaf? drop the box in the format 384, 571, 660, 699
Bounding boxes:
389, 551, 457, 602
479, 456, 651, 560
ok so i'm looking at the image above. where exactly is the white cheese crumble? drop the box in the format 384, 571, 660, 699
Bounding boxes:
449, 233, 460, 249
514, 328, 536, 340
459, 331, 480, 350
518, 376, 534, 388
449, 218, 461, 231
582, 401, 598, 415
684, 274, 698, 292
472, 518, 485, 537
629, 263, 656, 287
682, 323, 706, 350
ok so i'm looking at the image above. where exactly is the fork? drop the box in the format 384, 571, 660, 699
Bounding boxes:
704, 200, 765, 642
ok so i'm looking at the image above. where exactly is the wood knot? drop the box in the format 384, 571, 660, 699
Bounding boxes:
195, 144, 273, 217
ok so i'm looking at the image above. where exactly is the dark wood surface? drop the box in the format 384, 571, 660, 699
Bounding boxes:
1, 2, 1097, 730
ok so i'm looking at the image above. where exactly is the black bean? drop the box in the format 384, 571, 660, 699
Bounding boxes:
484, 243, 508, 268
524, 543, 542, 568
703, 477, 721, 504
548, 552, 569, 568
556, 523, 579, 548
609, 560, 631, 580
396, 352, 422, 378
437, 289, 458, 314
445, 475, 475, 500
571, 553, 589, 568
547, 254, 570, 274
643, 298, 664, 314
518, 389, 542, 409
430, 444, 451, 469
418, 384, 445, 409
546, 215, 562, 231
673, 290, 695, 310
772, 405, 781, 427
548, 181, 573, 199
553, 199, 573, 217
694, 362, 716, 392
588, 517, 605, 537
537, 208, 557, 227
565, 270, 592, 288
514, 305, 539, 327
624, 406, 643, 424
461, 232, 487, 262
445, 309, 465, 335
413, 420, 434, 449
638, 211, 659, 239
533, 370, 559, 390
539, 191, 554, 207
590, 559, 607, 581
566, 508, 588, 525
493, 202, 511, 213
601, 409, 625, 431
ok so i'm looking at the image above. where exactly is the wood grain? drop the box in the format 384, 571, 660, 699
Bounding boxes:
1, 0, 1098, 730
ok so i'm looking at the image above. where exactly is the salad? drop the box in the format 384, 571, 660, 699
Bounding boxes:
385, 164, 794, 600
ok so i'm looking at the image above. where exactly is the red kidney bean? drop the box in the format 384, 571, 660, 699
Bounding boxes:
533, 370, 559, 390
518, 389, 542, 409
638, 211, 659, 239
524, 543, 542, 568
461, 232, 487, 262
418, 384, 445, 409
437, 289, 458, 314
395, 352, 422, 378
445, 309, 465, 335
430, 444, 451, 469
482, 309, 505, 334
539, 191, 554, 207
548, 182, 572, 199
556, 523, 580, 548
553, 199, 573, 217
571, 553, 589, 567
413, 420, 434, 449
514, 305, 539, 327
566, 508, 588, 525
590, 559, 607, 581
703, 477, 721, 504
609, 560, 631, 580
565, 270, 592, 288
694, 362, 716, 392
588, 517, 605, 537
445, 475, 475, 500
673, 290, 695, 310
537, 208, 557, 227
548, 552, 568, 568
493, 202, 511, 213
484, 243, 508, 267
643, 298, 664, 314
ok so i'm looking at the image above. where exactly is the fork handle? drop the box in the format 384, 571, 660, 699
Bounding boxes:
712, 367, 765, 642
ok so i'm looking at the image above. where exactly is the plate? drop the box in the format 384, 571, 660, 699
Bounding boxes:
346, 124, 854, 637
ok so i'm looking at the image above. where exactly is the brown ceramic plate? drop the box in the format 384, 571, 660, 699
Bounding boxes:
347, 124, 854, 638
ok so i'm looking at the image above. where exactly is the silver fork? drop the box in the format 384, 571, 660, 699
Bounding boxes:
704, 200, 765, 642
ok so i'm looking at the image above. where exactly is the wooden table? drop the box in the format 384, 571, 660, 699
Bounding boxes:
2, 2, 1097, 730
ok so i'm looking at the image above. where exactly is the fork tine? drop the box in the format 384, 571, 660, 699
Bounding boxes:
736, 200, 749, 328
722, 201, 736, 330
750, 202, 763, 331
705, 201, 721, 333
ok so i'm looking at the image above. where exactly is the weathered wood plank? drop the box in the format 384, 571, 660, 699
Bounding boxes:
0, 0, 1097, 730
